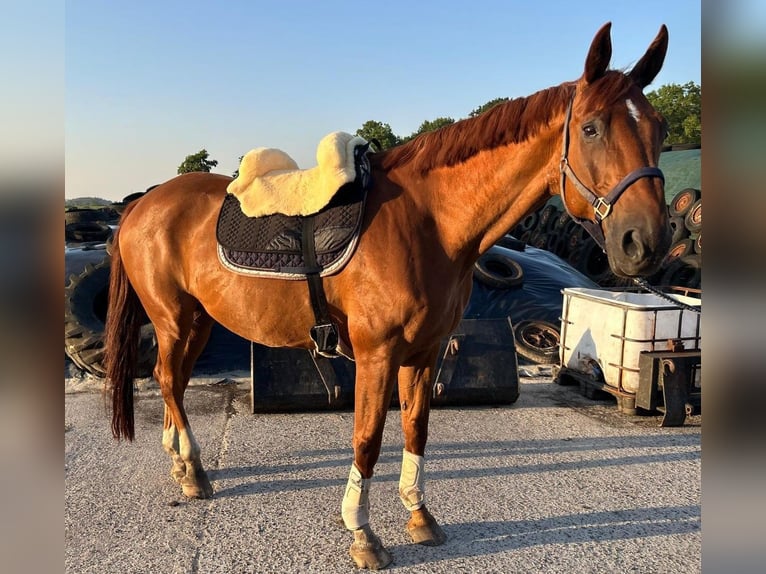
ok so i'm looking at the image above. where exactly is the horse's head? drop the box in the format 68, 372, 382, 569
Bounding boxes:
560, 23, 672, 278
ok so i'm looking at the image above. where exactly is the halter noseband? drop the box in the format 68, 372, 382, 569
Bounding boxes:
559, 95, 665, 251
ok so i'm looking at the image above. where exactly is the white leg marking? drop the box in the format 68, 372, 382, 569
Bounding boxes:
399, 449, 425, 511
162, 424, 178, 455
626, 98, 641, 123
178, 426, 201, 462
341, 463, 371, 530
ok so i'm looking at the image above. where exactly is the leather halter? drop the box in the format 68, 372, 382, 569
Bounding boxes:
559, 95, 665, 251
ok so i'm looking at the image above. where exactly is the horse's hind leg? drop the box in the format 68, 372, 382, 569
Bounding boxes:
162, 305, 214, 487
397, 347, 446, 546
153, 298, 214, 499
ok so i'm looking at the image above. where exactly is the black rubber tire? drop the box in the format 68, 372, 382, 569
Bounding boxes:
684, 199, 702, 234
659, 255, 701, 290
529, 231, 548, 250
545, 229, 561, 252
518, 212, 539, 233
693, 232, 702, 255
573, 241, 611, 284
551, 234, 568, 257
665, 238, 694, 262
566, 225, 591, 253
537, 205, 558, 232
553, 210, 572, 232
66, 222, 113, 243
496, 235, 526, 252
65, 207, 119, 226
668, 216, 688, 244
65, 259, 157, 377
474, 252, 524, 289
669, 188, 700, 218
514, 320, 561, 364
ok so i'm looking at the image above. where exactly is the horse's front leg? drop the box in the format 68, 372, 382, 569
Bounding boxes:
341, 353, 398, 570
397, 347, 447, 546
162, 406, 186, 483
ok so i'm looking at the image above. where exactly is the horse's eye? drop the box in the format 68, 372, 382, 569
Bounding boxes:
582, 124, 598, 138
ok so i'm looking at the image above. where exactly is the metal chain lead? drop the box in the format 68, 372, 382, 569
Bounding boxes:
632, 277, 701, 314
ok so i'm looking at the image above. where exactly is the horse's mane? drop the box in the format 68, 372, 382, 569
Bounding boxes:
376, 71, 635, 175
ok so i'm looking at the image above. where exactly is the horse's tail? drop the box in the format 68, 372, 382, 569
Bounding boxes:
104, 223, 142, 441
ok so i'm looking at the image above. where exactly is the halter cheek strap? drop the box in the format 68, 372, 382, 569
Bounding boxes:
559, 96, 664, 251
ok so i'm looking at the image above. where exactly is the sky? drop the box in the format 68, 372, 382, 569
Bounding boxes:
64, 0, 702, 202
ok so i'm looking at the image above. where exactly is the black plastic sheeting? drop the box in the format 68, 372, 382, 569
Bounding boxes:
465, 244, 598, 325
64, 240, 599, 375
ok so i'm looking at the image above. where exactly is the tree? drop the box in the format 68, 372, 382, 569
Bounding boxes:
177, 149, 219, 174
397, 116, 456, 144
646, 82, 701, 145
355, 121, 402, 150
469, 97, 509, 117
408, 117, 455, 139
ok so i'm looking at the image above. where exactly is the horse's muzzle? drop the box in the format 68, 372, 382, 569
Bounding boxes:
608, 221, 671, 278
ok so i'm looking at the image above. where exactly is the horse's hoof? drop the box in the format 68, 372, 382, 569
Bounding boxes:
181, 469, 214, 499
407, 506, 447, 546
349, 525, 393, 570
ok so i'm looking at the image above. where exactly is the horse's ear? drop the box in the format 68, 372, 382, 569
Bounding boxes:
629, 25, 669, 88
584, 22, 612, 84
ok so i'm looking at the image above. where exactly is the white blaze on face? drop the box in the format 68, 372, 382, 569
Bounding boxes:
626, 98, 641, 123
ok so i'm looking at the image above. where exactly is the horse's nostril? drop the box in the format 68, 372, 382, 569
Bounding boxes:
622, 229, 645, 260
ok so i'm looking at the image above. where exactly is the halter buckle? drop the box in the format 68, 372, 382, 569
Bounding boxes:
593, 197, 612, 221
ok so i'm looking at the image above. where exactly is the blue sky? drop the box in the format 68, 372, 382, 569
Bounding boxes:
65, 1, 701, 201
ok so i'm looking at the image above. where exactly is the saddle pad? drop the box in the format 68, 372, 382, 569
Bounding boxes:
216, 183, 366, 279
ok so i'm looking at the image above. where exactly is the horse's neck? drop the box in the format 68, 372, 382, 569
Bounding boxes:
415, 125, 560, 261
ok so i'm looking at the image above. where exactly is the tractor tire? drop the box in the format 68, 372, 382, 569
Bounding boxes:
64, 259, 156, 377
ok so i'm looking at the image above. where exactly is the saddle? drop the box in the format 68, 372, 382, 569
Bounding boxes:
216, 133, 372, 357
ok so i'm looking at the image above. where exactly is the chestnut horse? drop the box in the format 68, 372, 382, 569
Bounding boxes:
105, 23, 670, 569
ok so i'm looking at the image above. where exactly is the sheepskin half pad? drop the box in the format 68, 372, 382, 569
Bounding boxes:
227, 131, 369, 217
216, 179, 368, 280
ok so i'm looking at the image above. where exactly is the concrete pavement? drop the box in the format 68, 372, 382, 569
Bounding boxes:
65, 371, 700, 573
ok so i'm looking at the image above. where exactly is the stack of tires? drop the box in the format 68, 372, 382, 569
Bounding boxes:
509, 189, 702, 290
510, 204, 623, 287
65, 207, 120, 244
660, 188, 702, 289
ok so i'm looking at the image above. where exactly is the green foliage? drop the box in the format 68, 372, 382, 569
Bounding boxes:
469, 97, 509, 117
177, 149, 219, 174
399, 117, 455, 144
646, 82, 701, 145
412, 117, 455, 136
65, 197, 113, 209
355, 121, 402, 150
